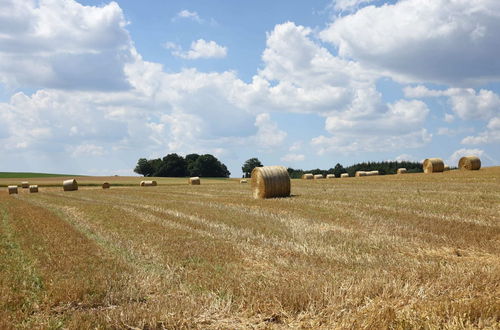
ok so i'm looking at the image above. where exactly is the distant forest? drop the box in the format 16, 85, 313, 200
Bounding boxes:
134, 153, 230, 178
287, 161, 423, 179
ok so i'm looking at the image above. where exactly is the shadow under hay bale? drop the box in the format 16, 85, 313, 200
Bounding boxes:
240, 179, 248, 184
251, 165, 290, 199
458, 156, 481, 170
189, 177, 200, 185
423, 158, 445, 173
8, 186, 18, 195
29, 185, 38, 193
63, 179, 78, 191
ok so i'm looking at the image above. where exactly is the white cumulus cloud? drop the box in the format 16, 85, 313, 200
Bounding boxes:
166, 39, 227, 59
281, 153, 305, 162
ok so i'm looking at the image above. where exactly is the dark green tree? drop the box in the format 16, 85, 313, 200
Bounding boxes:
186, 153, 201, 176
242, 157, 263, 178
194, 154, 230, 177
134, 158, 154, 177
332, 163, 347, 177
156, 153, 188, 177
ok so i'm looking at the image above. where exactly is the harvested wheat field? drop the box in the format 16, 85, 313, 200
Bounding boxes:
1, 168, 499, 328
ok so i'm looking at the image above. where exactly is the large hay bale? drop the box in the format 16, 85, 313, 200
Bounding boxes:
397, 168, 407, 174
458, 156, 481, 170
102, 182, 110, 189
189, 177, 200, 185
8, 186, 18, 195
314, 174, 324, 180
240, 179, 248, 184
251, 165, 290, 199
326, 174, 335, 179
423, 158, 444, 173
366, 170, 379, 176
355, 171, 367, 177
63, 179, 78, 191
340, 173, 349, 178
21, 181, 29, 188
142, 180, 157, 187
29, 185, 38, 193
302, 173, 313, 180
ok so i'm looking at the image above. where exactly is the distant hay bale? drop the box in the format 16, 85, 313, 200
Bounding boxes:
340, 173, 349, 178
326, 174, 335, 179
355, 171, 367, 177
102, 182, 110, 189
314, 174, 324, 179
29, 185, 38, 193
423, 158, 445, 173
63, 179, 78, 191
240, 179, 248, 184
458, 156, 481, 171
142, 180, 157, 187
189, 177, 200, 185
8, 186, 18, 195
251, 165, 290, 199
443, 165, 450, 171
21, 181, 29, 188
366, 170, 379, 176
302, 173, 313, 180
397, 168, 407, 174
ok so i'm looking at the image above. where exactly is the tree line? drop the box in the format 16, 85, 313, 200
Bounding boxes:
134, 153, 230, 177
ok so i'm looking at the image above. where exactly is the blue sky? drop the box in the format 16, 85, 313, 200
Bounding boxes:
0, 0, 498, 176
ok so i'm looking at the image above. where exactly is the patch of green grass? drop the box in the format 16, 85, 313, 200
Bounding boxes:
0, 172, 83, 178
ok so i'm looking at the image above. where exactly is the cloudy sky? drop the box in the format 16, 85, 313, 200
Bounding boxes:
0, 0, 498, 176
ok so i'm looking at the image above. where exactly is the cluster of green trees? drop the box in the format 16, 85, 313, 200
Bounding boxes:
287, 161, 423, 178
134, 153, 230, 177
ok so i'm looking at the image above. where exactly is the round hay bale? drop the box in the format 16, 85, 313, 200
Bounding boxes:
458, 156, 481, 170
29, 185, 38, 193
366, 170, 379, 176
251, 165, 290, 199
142, 180, 157, 187
326, 174, 335, 179
189, 177, 200, 185
397, 168, 407, 174
302, 173, 313, 180
314, 174, 324, 180
355, 171, 367, 177
423, 158, 444, 173
21, 181, 29, 188
240, 179, 248, 184
8, 186, 18, 195
443, 165, 450, 171
63, 179, 78, 191
102, 182, 110, 189
340, 173, 349, 178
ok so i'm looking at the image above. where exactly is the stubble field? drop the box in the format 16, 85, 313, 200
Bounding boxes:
0, 168, 499, 329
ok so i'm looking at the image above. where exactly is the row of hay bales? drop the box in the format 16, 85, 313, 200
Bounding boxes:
8, 183, 39, 194
423, 156, 481, 173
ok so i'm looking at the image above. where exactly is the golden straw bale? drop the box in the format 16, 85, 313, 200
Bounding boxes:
142, 180, 157, 187
251, 165, 290, 199
8, 186, 18, 195
326, 174, 335, 179
423, 158, 445, 173
189, 177, 200, 185
314, 174, 324, 180
240, 179, 248, 184
397, 168, 407, 174
340, 173, 349, 178
29, 185, 38, 193
366, 171, 379, 176
102, 182, 110, 189
355, 171, 367, 177
21, 182, 29, 188
458, 156, 481, 170
63, 179, 78, 191
302, 173, 313, 180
